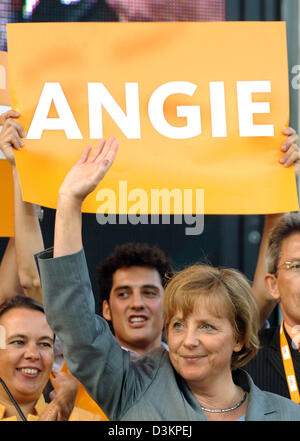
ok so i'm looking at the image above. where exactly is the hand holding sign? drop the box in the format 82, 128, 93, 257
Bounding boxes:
0, 109, 25, 166
281, 127, 300, 174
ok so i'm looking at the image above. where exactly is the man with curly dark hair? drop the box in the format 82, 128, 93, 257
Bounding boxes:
97, 242, 173, 358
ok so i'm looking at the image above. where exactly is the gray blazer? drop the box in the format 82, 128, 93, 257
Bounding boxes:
37, 248, 300, 421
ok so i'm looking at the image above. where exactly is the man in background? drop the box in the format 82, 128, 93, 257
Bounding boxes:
245, 213, 300, 402
98, 242, 173, 358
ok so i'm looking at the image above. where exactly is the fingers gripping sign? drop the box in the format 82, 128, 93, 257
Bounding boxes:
281, 127, 300, 175
0, 109, 25, 166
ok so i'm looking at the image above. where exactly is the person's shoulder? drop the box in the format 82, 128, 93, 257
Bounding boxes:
262, 390, 300, 419
134, 346, 170, 374
135, 346, 168, 364
240, 369, 300, 420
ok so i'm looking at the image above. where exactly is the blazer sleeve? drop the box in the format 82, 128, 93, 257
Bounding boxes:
37, 248, 151, 420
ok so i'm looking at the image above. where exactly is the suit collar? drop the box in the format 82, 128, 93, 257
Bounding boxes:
262, 327, 286, 383
235, 369, 278, 420
179, 368, 281, 420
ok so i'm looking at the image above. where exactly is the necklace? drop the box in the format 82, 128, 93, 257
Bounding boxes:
200, 391, 247, 413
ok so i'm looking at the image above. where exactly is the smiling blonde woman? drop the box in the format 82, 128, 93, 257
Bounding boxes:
163, 264, 260, 421
0, 296, 101, 421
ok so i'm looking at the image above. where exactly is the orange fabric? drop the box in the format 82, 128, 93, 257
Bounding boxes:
0, 394, 47, 421
74, 382, 108, 420
0, 393, 105, 421
0, 161, 14, 237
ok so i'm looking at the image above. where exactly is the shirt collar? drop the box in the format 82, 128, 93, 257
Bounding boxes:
0, 394, 47, 421
283, 321, 300, 352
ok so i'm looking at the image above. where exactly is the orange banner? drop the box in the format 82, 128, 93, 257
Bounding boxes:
6, 22, 298, 215
0, 51, 14, 237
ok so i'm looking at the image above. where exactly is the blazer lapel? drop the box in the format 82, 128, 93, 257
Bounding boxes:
242, 370, 278, 421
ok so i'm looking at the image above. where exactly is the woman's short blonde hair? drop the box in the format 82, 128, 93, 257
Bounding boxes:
163, 264, 260, 369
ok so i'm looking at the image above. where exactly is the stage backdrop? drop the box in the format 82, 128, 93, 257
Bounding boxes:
6, 21, 299, 215
0, 51, 13, 237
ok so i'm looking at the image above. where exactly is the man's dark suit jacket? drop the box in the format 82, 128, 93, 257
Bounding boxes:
244, 325, 300, 400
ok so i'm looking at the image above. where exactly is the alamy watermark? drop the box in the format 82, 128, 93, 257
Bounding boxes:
291, 65, 300, 90
95, 181, 204, 236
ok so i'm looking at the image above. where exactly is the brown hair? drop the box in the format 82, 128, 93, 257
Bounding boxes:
97, 242, 173, 308
266, 212, 300, 275
0, 295, 55, 341
163, 264, 260, 369
0, 295, 45, 320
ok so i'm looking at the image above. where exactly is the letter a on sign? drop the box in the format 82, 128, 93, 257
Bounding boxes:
27, 82, 83, 139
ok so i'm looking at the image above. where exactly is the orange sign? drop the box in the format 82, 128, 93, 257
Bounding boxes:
0, 51, 14, 237
6, 22, 298, 215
